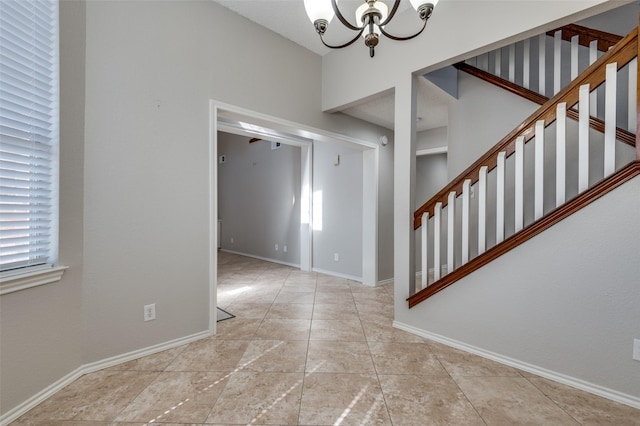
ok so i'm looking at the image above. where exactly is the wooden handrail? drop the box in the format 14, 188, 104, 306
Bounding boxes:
408, 161, 640, 308
414, 26, 638, 230
454, 63, 636, 147
547, 24, 623, 52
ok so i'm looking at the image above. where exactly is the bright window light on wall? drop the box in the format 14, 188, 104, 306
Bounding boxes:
312, 190, 323, 231
0, 0, 60, 275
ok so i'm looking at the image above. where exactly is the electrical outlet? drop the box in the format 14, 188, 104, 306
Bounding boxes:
230, 237, 234, 244
334, 253, 339, 261
144, 303, 156, 322
633, 339, 640, 361
283, 245, 287, 253
275, 243, 279, 251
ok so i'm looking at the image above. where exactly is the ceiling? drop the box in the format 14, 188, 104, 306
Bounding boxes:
211, 0, 453, 132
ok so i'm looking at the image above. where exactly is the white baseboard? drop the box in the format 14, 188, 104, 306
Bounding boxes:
311, 267, 361, 283
377, 278, 394, 286
393, 321, 640, 410
0, 330, 211, 426
220, 249, 300, 269
220, 249, 362, 283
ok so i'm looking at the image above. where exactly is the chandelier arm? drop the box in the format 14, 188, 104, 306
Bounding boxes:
319, 28, 366, 49
331, 0, 363, 31
378, 18, 427, 41
380, 0, 402, 26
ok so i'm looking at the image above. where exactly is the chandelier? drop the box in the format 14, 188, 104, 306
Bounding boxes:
304, 0, 440, 57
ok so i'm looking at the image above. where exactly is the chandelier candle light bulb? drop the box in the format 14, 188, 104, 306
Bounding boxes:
304, 0, 440, 57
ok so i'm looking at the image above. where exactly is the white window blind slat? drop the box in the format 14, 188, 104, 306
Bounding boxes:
1, 66, 55, 93
0, 0, 58, 273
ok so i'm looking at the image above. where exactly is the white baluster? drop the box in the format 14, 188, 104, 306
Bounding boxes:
495, 48, 501, 78
590, 40, 598, 116
579, 84, 590, 192
539, 34, 546, 96
629, 58, 637, 132
478, 166, 488, 255
515, 136, 525, 232
447, 191, 455, 274
571, 35, 579, 80
421, 212, 429, 289
589, 40, 598, 65
496, 152, 506, 244
604, 62, 617, 177
554, 30, 562, 95
556, 102, 567, 207
462, 180, 471, 265
534, 120, 545, 220
509, 44, 515, 83
434, 202, 442, 281
523, 39, 530, 89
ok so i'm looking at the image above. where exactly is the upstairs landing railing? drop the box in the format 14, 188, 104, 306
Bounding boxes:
408, 25, 639, 308
458, 24, 635, 143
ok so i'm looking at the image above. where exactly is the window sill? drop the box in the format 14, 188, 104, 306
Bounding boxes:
0, 266, 69, 295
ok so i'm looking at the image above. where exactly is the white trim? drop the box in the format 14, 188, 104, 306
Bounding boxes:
212, 99, 379, 292
377, 277, 394, 286
393, 321, 640, 410
0, 266, 68, 296
0, 330, 211, 426
220, 249, 300, 269
416, 146, 447, 156
209, 101, 218, 334
312, 267, 362, 283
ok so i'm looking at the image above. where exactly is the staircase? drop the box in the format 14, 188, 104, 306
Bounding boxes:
408, 23, 639, 308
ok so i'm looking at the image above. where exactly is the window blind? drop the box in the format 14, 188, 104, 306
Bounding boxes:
0, 0, 59, 273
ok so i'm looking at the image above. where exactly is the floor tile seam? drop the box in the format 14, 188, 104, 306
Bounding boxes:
108, 370, 164, 424
296, 303, 323, 426
443, 373, 490, 426
521, 374, 586, 425
368, 367, 395, 426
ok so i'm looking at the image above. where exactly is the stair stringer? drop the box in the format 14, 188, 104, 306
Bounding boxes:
396, 175, 640, 408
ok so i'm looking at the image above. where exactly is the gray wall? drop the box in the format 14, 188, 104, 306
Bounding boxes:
218, 133, 301, 265
401, 2, 640, 401
447, 72, 539, 180
402, 175, 640, 399
416, 154, 448, 206
377, 130, 395, 281
0, 0, 86, 414
312, 141, 364, 278
414, 153, 449, 275
0, 0, 393, 416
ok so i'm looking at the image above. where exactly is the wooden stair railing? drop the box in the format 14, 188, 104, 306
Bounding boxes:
408, 24, 639, 308
457, 24, 634, 146
453, 62, 636, 147
546, 24, 622, 52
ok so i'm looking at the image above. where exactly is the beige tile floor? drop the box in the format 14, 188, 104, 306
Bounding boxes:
12, 252, 640, 425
